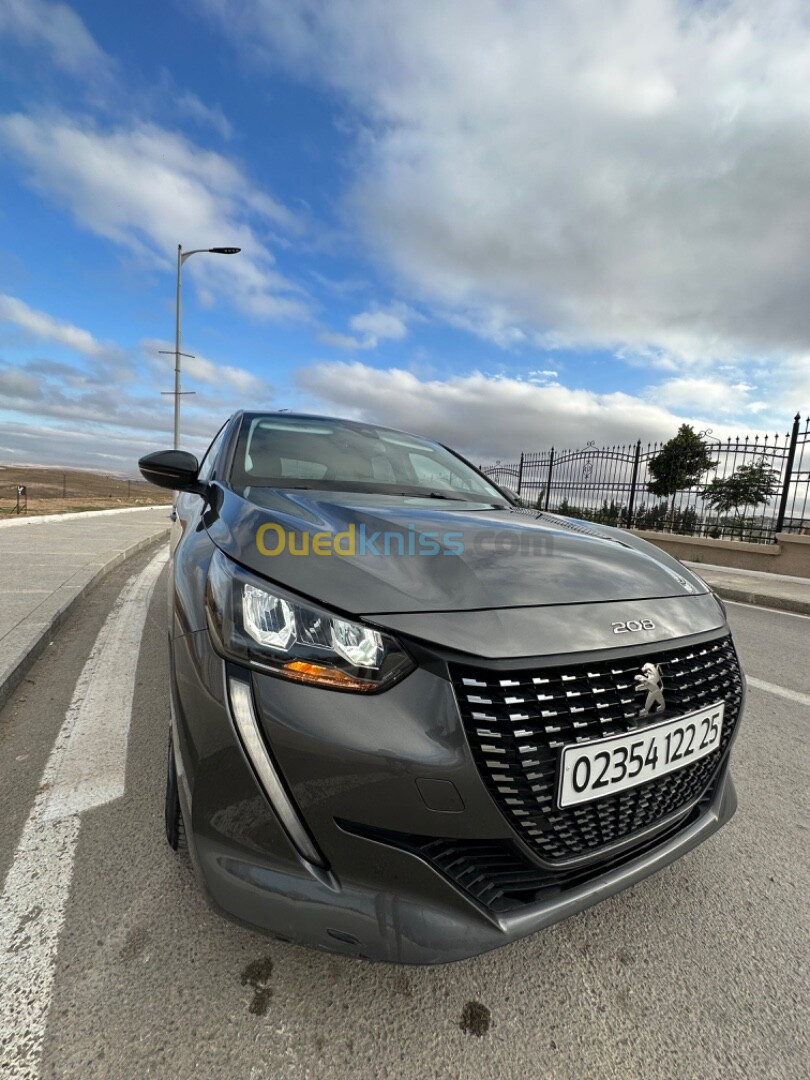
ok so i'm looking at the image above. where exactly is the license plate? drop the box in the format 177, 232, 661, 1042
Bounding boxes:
558, 701, 725, 808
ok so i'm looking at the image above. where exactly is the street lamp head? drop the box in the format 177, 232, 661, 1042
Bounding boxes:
172, 242, 241, 450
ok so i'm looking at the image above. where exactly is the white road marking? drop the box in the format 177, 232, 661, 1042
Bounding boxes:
746, 676, 810, 708
43, 550, 168, 820
0, 548, 168, 1079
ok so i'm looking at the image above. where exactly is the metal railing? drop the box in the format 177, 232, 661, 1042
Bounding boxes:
482, 413, 810, 544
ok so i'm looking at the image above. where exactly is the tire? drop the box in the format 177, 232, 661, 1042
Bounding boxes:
165, 729, 187, 852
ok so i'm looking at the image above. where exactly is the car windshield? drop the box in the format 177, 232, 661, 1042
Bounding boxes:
229, 414, 507, 505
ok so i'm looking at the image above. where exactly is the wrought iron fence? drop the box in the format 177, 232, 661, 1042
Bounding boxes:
481, 412, 810, 544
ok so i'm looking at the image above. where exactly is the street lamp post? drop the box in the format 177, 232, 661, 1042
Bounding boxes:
172, 244, 241, 449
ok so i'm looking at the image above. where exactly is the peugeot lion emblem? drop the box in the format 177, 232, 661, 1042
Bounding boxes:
635, 662, 665, 717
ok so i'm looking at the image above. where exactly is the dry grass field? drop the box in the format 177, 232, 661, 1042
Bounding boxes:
0, 464, 172, 517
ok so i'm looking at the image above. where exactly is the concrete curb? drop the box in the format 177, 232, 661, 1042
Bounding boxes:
0, 529, 170, 713
709, 584, 810, 617
0, 504, 170, 529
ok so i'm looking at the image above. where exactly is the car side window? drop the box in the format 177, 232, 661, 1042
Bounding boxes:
197, 424, 228, 483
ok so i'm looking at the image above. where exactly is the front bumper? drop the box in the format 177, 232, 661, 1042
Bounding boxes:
171, 625, 740, 965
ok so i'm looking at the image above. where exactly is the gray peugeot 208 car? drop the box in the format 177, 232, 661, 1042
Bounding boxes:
139, 411, 745, 964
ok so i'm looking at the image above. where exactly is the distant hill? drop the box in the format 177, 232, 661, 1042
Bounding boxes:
0, 463, 172, 516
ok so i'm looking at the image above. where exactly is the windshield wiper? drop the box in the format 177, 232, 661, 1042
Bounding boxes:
398, 490, 505, 504
372, 490, 469, 500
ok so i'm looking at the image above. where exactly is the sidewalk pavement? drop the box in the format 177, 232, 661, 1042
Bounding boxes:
0, 506, 171, 710
684, 562, 810, 617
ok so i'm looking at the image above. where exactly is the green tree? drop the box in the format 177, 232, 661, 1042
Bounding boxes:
635, 499, 669, 531
647, 425, 717, 518
701, 458, 780, 521
673, 505, 698, 535
591, 498, 625, 526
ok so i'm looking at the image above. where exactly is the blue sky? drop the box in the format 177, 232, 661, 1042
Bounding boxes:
0, 0, 808, 473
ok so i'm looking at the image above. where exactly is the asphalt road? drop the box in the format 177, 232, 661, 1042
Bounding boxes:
1, 543, 808, 1080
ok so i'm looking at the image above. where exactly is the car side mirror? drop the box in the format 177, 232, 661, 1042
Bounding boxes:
139, 450, 205, 493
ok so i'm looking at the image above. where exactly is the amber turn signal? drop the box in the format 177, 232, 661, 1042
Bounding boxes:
281, 660, 380, 692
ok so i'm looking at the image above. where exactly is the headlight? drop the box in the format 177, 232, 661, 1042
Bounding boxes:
206, 549, 414, 692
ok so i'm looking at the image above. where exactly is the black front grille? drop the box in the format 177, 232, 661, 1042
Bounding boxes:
451, 634, 743, 863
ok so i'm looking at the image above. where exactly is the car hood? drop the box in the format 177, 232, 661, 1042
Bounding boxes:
205, 486, 708, 616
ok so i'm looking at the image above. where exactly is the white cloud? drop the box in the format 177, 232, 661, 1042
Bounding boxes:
175, 92, 233, 141
652, 377, 754, 414
0, 113, 310, 322
0, 367, 41, 398
0, 293, 275, 469
204, 0, 810, 362
318, 303, 415, 350
316, 330, 369, 350
0, 356, 178, 436
0, 0, 112, 79
142, 338, 273, 398
0, 294, 109, 357
295, 360, 759, 461
349, 310, 407, 344
0, 418, 210, 473
0, 347, 246, 469
443, 307, 528, 350
770, 356, 810, 418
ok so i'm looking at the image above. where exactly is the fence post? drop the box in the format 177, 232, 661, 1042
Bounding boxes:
544, 448, 555, 510
516, 453, 525, 496
774, 412, 801, 536
626, 440, 641, 528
